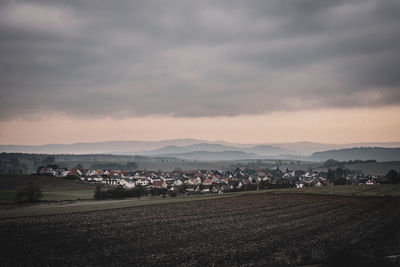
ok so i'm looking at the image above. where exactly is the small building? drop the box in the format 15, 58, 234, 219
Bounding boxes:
202, 179, 213, 186
152, 180, 167, 188
315, 182, 322, 187
366, 179, 375, 185
136, 178, 149, 186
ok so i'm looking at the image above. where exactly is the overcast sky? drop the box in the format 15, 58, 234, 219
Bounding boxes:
0, 0, 399, 144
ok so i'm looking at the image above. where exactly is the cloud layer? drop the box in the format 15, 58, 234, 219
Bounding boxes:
1, 0, 400, 119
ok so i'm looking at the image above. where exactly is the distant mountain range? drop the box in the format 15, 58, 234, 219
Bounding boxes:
138, 143, 291, 156
154, 151, 260, 161
1, 139, 400, 162
0, 139, 204, 154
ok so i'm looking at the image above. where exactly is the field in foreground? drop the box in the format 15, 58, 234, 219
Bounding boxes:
1, 194, 399, 266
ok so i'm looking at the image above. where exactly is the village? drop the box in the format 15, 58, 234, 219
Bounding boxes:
38, 165, 382, 195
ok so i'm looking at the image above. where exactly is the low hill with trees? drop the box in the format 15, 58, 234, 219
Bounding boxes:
311, 147, 400, 162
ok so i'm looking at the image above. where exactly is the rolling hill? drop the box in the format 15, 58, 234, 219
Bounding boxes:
155, 151, 259, 161
311, 147, 400, 161
1, 139, 400, 162
139, 143, 290, 157
0, 139, 205, 154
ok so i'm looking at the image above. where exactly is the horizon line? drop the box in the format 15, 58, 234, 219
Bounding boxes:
1, 139, 400, 147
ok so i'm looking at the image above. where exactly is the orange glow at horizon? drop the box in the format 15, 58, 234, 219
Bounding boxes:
0, 107, 399, 145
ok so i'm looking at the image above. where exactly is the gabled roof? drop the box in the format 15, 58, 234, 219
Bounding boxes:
203, 179, 213, 185
152, 180, 166, 187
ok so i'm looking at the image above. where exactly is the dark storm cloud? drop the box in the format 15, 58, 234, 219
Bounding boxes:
0, 0, 400, 119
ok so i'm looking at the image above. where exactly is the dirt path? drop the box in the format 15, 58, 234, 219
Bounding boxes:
0, 194, 239, 218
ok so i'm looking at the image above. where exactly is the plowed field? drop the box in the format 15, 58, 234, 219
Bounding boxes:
1, 193, 399, 266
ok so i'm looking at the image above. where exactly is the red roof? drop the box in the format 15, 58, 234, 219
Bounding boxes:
203, 179, 213, 184
152, 181, 165, 187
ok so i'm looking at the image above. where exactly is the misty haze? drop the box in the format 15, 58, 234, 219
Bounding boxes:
1, 0, 400, 266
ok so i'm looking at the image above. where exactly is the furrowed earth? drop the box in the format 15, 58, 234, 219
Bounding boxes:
1, 193, 400, 266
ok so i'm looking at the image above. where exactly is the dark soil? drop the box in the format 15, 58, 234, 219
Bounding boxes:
1, 193, 399, 266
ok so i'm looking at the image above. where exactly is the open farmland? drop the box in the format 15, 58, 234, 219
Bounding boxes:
0, 175, 98, 203
1, 193, 400, 266
0, 174, 97, 191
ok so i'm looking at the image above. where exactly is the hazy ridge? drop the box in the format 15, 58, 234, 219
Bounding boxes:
1, 140, 400, 162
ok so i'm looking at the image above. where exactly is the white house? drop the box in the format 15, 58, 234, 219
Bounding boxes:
120, 179, 136, 188
202, 179, 213, 186
94, 177, 103, 182
366, 179, 375, 185
172, 179, 183, 186
39, 167, 56, 176
136, 178, 149, 186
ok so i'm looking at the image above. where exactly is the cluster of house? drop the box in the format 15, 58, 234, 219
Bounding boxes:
38, 165, 382, 193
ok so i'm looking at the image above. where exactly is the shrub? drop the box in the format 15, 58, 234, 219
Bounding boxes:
259, 181, 272, 190
15, 183, 43, 202
333, 177, 347, 185
94, 185, 104, 200
168, 191, 177, 197
323, 159, 341, 168
65, 174, 80, 180
150, 188, 168, 196
94, 186, 146, 200
386, 170, 400, 184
